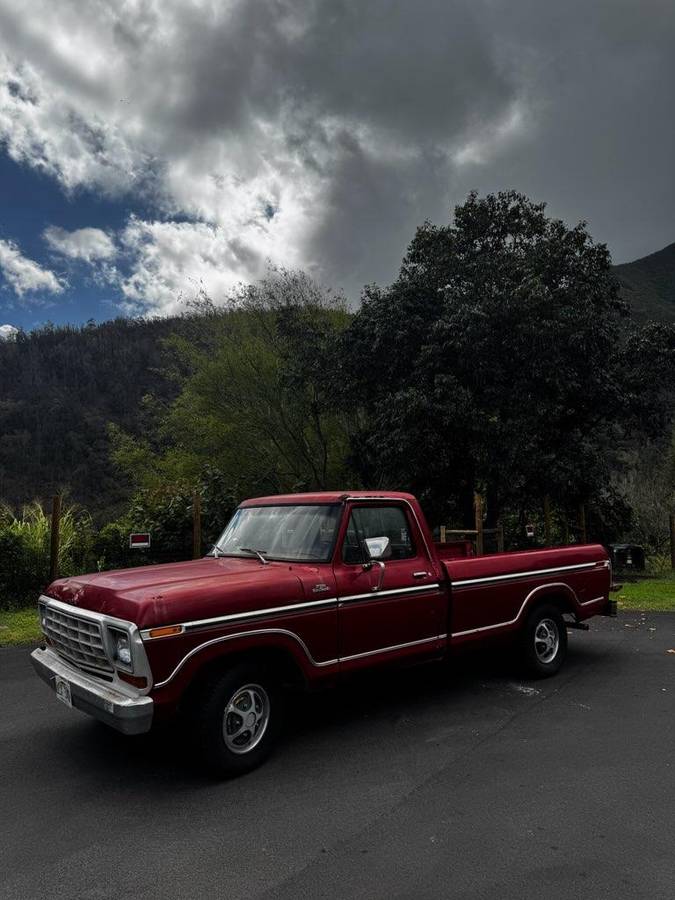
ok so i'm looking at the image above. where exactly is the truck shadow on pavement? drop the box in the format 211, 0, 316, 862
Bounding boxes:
31, 637, 608, 788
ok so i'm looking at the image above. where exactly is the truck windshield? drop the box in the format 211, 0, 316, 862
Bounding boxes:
214, 504, 341, 563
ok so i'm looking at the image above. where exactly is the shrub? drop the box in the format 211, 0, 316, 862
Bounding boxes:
0, 500, 94, 608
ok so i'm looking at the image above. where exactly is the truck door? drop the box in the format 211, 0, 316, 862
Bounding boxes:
333, 502, 445, 670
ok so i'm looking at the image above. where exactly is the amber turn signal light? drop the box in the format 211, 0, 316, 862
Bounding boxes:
146, 625, 184, 639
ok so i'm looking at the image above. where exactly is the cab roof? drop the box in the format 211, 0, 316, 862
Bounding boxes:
239, 490, 417, 507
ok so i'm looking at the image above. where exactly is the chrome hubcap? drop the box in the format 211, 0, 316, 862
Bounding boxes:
534, 618, 559, 664
223, 683, 270, 754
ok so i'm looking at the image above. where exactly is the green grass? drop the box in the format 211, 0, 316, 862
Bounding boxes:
0, 607, 41, 646
611, 579, 675, 612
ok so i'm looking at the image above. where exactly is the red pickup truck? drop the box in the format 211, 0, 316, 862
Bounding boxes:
32, 491, 614, 776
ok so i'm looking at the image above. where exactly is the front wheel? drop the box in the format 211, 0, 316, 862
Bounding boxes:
520, 604, 567, 678
189, 662, 282, 777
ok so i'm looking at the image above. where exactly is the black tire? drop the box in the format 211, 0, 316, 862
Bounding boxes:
520, 604, 567, 678
189, 661, 282, 777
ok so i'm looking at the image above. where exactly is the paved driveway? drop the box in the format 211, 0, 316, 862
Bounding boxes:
1, 612, 674, 899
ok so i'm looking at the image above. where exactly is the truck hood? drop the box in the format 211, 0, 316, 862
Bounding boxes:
45, 557, 310, 629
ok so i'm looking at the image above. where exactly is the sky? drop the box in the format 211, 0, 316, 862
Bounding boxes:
0, 0, 674, 337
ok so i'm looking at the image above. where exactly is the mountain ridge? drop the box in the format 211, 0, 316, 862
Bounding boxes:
613, 241, 675, 322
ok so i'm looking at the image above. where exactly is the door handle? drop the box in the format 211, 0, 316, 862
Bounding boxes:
412, 571, 429, 578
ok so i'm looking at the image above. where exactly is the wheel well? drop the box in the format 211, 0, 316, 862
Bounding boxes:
179, 646, 307, 712
527, 592, 576, 620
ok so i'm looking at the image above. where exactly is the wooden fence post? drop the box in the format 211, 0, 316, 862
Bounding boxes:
49, 494, 61, 582
192, 494, 202, 560
543, 495, 552, 546
439, 525, 446, 543
577, 504, 587, 544
474, 493, 484, 556
670, 514, 675, 571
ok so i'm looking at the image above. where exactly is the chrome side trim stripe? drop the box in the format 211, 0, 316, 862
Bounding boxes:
184, 597, 337, 629
141, 597, 338, 639
452, 561, 597, 588
153, 627, 448, 688
338, 583, 440, 604
143, 585, 442, 638
340, 633, 444, 663
579, 595, 606, 606
153, 628, 340, 688
450, 597, 531, 637
450, 581, 581, 638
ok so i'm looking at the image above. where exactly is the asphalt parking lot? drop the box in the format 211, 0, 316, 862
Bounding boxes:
1, 612, 674, 899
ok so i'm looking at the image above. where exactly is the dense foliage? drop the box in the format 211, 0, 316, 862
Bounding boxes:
0, 316, 192, 519
112, 270, 354, 501
0, 501, 95, 607
338, 191, 675, 534
0, 193, 673, 605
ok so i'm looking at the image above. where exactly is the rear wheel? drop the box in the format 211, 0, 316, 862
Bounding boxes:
189, 661, 282, 777
520, 604, 567, 678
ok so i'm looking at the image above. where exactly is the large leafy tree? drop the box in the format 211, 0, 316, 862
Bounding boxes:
340, 191, 675, 531
113, 269, 355, 508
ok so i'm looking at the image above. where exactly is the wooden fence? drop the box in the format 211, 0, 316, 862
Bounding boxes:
439, 493, 591, 556
44, 492, 675, 575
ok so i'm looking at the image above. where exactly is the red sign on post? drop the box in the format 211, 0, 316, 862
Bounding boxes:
129, 532, 151, 549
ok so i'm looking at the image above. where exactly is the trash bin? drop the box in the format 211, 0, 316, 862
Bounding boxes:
609, 544, 646, 572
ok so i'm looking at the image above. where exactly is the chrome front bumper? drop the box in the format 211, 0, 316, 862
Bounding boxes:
31, 647, 153, 735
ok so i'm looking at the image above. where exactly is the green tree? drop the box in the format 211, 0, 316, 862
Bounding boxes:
113, 268, 355, 508
340, 190, 675, 532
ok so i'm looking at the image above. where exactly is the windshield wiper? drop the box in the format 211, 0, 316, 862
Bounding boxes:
239, 547, 269, 565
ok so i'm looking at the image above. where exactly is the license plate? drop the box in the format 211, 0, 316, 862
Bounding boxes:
54, 676, 72, 708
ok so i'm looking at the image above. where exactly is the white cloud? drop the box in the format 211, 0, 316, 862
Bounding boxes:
0, 323, 19, 340
0, 1, 525, 312
0, 238, 64, 298
118, 218, 265, 316
44, 225, 116, 262
0, 52, 148, 194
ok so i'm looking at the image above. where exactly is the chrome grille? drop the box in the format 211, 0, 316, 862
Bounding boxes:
40, 603, 113, 678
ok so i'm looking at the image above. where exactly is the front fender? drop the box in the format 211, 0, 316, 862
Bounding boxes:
148, 628, 338, 712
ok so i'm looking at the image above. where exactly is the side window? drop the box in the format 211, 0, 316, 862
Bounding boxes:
341, 505, 416, 563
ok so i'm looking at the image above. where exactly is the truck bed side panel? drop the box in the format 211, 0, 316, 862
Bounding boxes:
443, 544, 610, 643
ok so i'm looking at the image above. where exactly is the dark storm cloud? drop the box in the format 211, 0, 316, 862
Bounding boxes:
209, 0, 674, 293
457, 0, 675, 265
310, 0, 674, 291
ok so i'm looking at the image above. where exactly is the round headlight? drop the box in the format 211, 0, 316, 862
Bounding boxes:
113, 632, 132, 667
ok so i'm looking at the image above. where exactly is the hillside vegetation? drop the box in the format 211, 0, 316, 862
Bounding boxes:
0, 316, 192, 519
613, 242, 675, 323
0, 193, 673, 557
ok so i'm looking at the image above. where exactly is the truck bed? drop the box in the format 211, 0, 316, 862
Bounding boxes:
439, 543, 611, 642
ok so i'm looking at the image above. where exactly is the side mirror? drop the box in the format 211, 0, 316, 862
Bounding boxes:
364, 536, 392, 561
